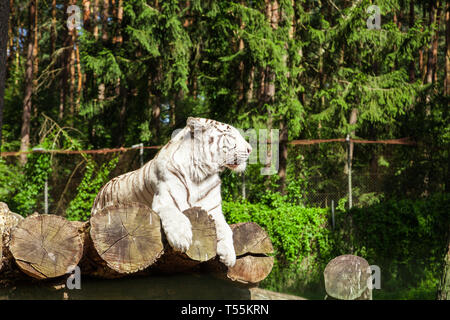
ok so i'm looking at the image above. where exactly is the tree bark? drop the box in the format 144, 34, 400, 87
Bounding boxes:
32, 0, 39, 91
51, 0, 56, 55
278, 120, 288, 194
409, 0, 415, 82
444, 0, 450, 95
0, 0, 10, 152
102, 0, 109, 41
437, 231, 450, 300
93, 0, 99, 39
425, 1, 440, 85
19, 0, 36, 165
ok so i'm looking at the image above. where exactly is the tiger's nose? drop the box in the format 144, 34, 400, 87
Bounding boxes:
247, 145, 252, 154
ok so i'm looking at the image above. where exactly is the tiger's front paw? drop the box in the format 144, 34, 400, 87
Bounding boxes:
217, 239, 236, 267
162, 214, 193, 252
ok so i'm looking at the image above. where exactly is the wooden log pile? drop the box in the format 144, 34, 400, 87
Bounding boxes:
0, 202, 274, 290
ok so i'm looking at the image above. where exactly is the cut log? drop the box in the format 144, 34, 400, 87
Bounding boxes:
148, 207, 217, 273
231, 222, 273, 256
2, 202, 275, 290
324, 254, 372, 300
184, 207, 217, 262
8, 214, 83, 280
206, 222, 274, 286
89, 202, 164, 275
227, 222, 274, 285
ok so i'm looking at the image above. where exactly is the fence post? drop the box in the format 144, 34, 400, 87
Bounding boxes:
331, 200, 335, 229
132, 143, 144, 168
346, 134, 352, 209
242, 173, 246, 199
44, 178, 48, 214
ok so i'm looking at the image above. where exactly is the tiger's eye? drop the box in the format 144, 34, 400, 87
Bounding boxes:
209, 137, 214, 144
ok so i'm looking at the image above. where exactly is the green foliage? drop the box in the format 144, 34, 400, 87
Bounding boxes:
10, 139, 53, 216
65, 156, 119, 221
0, 158, 21, 202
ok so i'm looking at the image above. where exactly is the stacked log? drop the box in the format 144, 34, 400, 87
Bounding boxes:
0, 202, 274, 288
205, 222, 274, 286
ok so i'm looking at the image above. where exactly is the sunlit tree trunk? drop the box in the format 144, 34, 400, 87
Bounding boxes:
51, 0, 56, 55
20, 0, 36, 165
102, 0, 109, 41
445, 0, 450, 96
437, 230, 450, 300
93, 0, 99, 39
426, 1, 440, 85
0, 0, 10, 152
409, 0, 415, 82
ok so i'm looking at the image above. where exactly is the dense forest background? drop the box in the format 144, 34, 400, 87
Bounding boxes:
0, 0, 449, 299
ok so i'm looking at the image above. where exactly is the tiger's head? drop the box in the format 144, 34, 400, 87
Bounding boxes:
186, 117, 252, 175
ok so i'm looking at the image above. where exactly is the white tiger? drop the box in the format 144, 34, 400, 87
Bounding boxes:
91, 117, 252, 267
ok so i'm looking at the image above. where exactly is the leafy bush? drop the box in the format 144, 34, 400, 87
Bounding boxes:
9, 139, 53, 216
65, 156, 119, 221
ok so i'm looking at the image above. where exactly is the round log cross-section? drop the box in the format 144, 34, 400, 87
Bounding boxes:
204, 222, 274, 286
89, 203, 164, 274
184, 207, 217, 262
324, 254, 372, 300
227, 222, 274, 284
9, 214, 83, 279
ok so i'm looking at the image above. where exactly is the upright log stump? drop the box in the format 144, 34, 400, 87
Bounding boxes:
9, 214, 83, 279
324, 254, 372, 300
89, 203, 164, 275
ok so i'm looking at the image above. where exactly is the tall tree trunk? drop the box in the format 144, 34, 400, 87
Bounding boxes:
0, 0, 10, 152
102, 0, 109, 41
278, 120, 288, 194
432, 3, 442, 84
69, 33, 76, 116
75, 34, 82, 107
420, 3, 427, 81
426, 1, 440, 85
278, 0, 296, 194
83, 0, 91, 32
116, 0, 123, 44
32, 0, 39, 117
51, 0, 56, 55
237, 0, 245, 103
93, 0, 99, 39
32, 0, 39, 83
437, 230, 450, 300
445, 0, 450, 96
20, 0, 36, 165
409, 0, 415, 82
5, 0, 13, 72
246, 65, 255, 102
